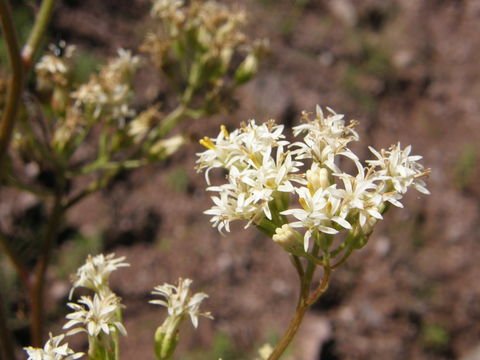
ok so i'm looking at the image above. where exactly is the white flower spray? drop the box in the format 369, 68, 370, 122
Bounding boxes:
64, 254, 128, 360
197, 105, 430, 360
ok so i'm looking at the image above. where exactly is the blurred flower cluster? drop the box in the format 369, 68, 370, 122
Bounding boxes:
197, 106, 430, 257
7, 0, 267, 206
24, 254, 210, 360
142, 0, 269, 115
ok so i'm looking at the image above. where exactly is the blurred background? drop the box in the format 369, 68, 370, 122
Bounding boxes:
2, 0, 480, 359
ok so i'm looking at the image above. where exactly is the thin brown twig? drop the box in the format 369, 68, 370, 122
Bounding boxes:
29, 191, 63, 346
0, 289, 15, 360
0, 0, 24, 172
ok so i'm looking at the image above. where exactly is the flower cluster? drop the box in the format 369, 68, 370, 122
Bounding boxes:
70, 253, 129, 298
64, 293, 127, 337
197, 106, 430, 252
72, 48, 142, 122
24, 333, 83, 360
35, 41, 76, 89
142, 0, 269, 113
146, 0, 248, 64
150, 278, 212, 360
150, 277, 212, 329
197, 120, 303, 232
64, 253, 128, 352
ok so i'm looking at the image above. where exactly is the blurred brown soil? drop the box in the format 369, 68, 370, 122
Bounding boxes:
33, 0, 480, 359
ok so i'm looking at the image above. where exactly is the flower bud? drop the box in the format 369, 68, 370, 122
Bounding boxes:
306, 165, 330, 191
272, 224, 305, 255
150, 135, 186, 159
234, 53, 258, 85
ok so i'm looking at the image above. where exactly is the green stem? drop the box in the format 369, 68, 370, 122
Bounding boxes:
290, 255, 304, 280
0, 0, 24, 173
30, 191, 64, 346
268, 244, 333, 360
267, 294, 309, 360
330, 246, 353, 270
21, 0, 56, 71
306, 266, 331, 306
156, 105, 187, 138
302, 242, 319, 298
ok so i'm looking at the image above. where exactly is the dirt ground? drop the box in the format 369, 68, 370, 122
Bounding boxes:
8, 0, 480, 359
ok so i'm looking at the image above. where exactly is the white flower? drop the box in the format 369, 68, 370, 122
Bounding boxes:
150, 278, 212, 329
196, 120, 289, 184
367, 143, 430, 195
70, 253, 129, 298
196, 125, 245, 183
103, 48, 142, 84
198, 120, 303, 232
205, 187, 260, 233
334, 162, 383, 223
291, 106, 359, 172
64, 293, 127, 338
24, 333, 83, 360
256, 344, 274, 360
282, 186, 351, 251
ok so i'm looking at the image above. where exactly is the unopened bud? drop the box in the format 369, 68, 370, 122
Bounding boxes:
272, 225, 305, 255
234, 53, 258, 85
150, 135, 186, 158
306, 166, 330, 191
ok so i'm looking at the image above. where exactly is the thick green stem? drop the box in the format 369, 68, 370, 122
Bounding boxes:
29, 191, 64, 346
302, 243, 319, 298
0, 0, 24, 172
21, 0, 56, 71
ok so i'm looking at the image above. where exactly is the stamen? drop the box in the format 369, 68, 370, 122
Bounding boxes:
220, 125, 229, 138
199, 137, 216, 150
299, 197, 309, 211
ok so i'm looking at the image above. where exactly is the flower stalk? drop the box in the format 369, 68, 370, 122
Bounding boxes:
21, 0, 57, 70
